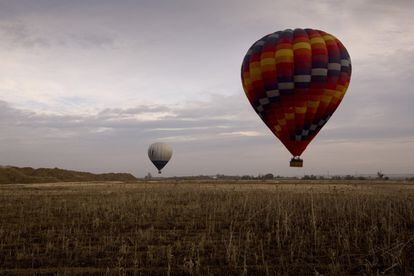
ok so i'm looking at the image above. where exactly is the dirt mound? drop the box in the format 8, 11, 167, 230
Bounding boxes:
0, 166, 136, 184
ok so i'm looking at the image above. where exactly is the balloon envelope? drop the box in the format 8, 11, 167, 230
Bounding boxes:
148, 142, 173, 173
241, 28, 351, 158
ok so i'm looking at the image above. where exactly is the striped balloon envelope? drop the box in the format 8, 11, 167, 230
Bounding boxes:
241, 28, 352, 167
148, 142, 173, 174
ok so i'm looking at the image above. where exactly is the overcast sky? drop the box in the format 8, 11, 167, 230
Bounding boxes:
0, 0, 413, 177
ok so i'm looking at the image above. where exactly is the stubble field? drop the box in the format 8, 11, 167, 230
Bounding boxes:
1, 180, 414, 274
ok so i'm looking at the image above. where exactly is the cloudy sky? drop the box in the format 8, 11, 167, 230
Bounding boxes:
0, 0, 413, 177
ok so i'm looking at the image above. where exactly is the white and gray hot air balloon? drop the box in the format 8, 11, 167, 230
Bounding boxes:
148, 142, 173, 174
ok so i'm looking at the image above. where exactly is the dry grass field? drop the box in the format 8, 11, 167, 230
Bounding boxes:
1, 180, 414, 274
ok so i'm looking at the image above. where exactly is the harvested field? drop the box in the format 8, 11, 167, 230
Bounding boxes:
1, 180, 414, 274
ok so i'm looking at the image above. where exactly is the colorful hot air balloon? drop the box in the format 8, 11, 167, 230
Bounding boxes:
148, 142, 173, 173
241, 28, 351, 167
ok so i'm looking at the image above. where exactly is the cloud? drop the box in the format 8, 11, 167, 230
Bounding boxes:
1, 90, 413, 176
0, 21, 115, 50
0, 0, 413, 175
0, 96, 269, 175
66, 33, 115, 49
220, 131, 264, 137
0, 21, 49, 48
0, 94, 259, 139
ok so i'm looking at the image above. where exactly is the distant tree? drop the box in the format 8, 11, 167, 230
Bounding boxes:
145, 173, 152, 180
216, 174, 226, 179
263, 173, 274, 180
344, 175, 354, 180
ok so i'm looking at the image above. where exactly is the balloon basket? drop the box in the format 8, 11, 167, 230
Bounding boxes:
290, 157, 303, 167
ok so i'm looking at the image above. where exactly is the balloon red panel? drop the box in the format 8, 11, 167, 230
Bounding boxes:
241, 28, 351, 156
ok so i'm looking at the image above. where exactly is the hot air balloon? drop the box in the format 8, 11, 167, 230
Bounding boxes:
148, 142, 173, 173
241, 28, 351, 167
